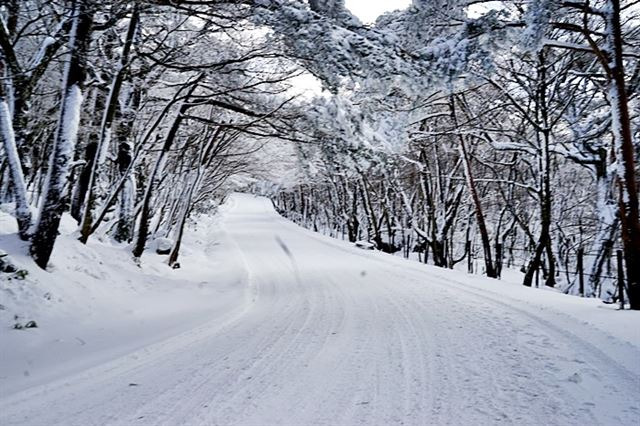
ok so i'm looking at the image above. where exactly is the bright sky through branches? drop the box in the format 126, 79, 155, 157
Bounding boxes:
344, 0, 411, 23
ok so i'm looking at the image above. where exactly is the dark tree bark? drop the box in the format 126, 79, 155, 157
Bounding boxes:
78, 4, 140, 243
523, 50, 556, 288
132, 81, 201, 258
30, 0, 94, 269
606, 0, 640, 309
112, 109, 136, 243
70, 137, 98, 221
450, 97, 497, 278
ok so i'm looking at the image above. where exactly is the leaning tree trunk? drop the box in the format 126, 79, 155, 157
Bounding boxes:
78, 4, 139, 244
80, 79, 190, 241
168, 169, 202, 267
450, 97, 497, 278
131, 81, 200, 258
30, 1, 93, 268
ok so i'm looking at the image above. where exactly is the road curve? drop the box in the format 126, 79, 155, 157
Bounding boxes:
0, 193, 638, 425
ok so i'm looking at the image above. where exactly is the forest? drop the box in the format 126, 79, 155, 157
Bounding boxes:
1, 0, 639, 308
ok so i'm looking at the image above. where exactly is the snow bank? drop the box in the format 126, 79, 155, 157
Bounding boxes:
0, 209, 249, 394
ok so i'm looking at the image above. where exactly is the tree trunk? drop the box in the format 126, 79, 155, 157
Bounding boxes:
113, 135, 135, 242
132, 81, 200, 258
70, 137, 97, 221
523, 49, 556, 287
30, 1, 93, 268
79, 4, 139, 244
607, 0, 640, 309
168, 175, 199, 267
0, 82, 31, 238
588, 163, 618, 296
450, 97, 497, 278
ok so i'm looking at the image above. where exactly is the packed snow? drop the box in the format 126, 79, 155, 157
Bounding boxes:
1, 193, 638, 425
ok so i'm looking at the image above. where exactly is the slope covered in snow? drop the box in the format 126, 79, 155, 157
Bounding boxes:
0, 205, 248, 394
1, 193, 639, 425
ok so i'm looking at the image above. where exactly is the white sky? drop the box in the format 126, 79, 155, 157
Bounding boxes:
344, 0, 412, 23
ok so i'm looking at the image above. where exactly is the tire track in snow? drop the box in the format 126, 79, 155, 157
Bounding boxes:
1, 193, 638, 426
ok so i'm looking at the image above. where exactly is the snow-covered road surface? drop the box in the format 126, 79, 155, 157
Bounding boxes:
1, 193, 639, 425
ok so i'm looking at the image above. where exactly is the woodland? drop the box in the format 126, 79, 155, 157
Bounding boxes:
1, 0, 639, 308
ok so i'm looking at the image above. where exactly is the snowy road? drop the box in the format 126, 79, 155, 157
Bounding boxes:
1, 194, 639, 425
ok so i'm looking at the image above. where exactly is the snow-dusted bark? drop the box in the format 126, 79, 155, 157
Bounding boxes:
112, 89, 138, 244
78, 4, 139, 244
114, 175, 136, 243
132, 80, 201, 258
605, 0, 640, 309
587, 170, 618, 296
30, 1, 93, 269
0, 95, 31, 238
0, 11, 71, 177
519, 49, 557, 288
113, 123, 136, 243
168, 174, 199, 267
70, 137, 97, 221
450, 97, 496, 278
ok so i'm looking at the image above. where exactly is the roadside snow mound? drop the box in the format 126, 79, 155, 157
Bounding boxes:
0, 209, 248, 393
